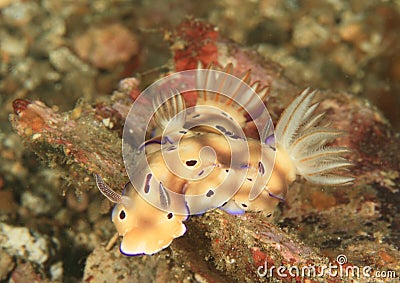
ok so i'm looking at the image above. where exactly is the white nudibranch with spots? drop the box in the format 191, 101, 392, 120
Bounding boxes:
95, 63, 354, 256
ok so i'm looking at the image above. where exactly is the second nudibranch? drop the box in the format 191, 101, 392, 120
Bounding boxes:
96, 64, 353, 256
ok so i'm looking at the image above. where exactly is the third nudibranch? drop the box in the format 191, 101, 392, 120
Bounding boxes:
95, 64, 353, 256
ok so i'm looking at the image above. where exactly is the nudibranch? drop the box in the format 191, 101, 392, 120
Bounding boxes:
95, 64, 353, 256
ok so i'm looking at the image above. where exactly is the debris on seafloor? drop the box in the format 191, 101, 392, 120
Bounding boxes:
0, 222, 63, 282
8, 18, 400, 282
0, 223, 56, 265
0, 248, 15, 281
72, 23, 139, 71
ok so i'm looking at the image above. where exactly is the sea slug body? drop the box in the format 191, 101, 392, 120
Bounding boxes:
96, 64, 353, 256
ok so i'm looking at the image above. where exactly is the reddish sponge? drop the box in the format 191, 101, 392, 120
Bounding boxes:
172, 18, 219, 72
